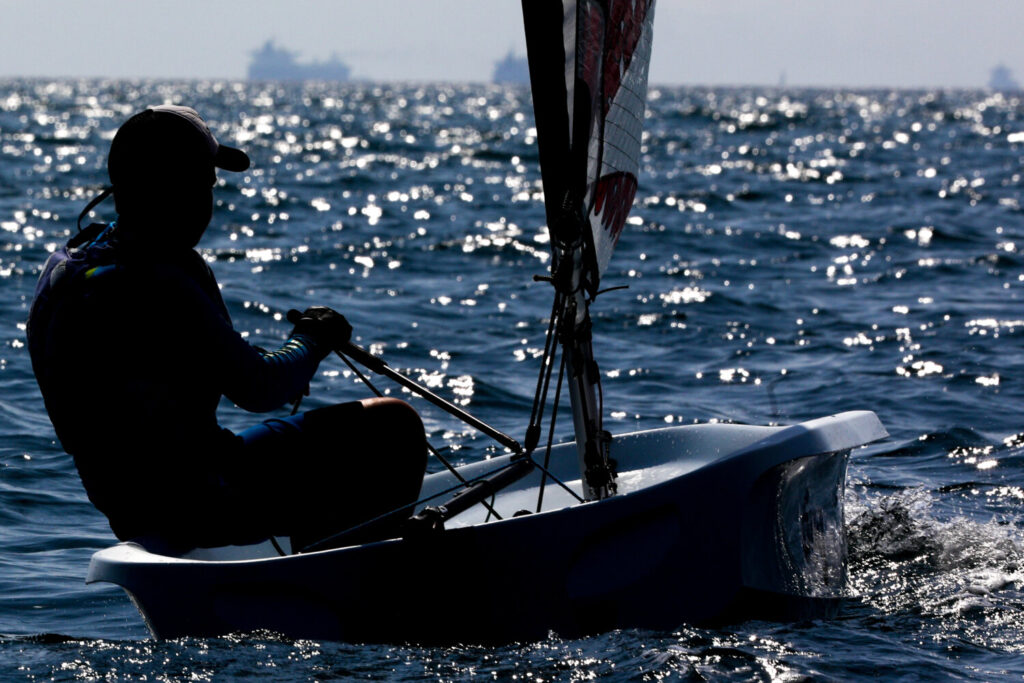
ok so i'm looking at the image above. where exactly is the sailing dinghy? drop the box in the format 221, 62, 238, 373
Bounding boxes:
87, 0, 887, 643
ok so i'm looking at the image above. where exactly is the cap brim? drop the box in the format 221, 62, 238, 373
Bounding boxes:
215, 145, 250, 172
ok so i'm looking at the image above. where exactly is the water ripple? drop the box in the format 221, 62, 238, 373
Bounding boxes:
4, 79, 1024, 678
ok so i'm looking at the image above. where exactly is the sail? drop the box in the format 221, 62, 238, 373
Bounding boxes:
523, 0, 656, 290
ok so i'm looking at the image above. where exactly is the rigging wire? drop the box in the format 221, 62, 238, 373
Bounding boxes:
524, 290, 564, 451
522, 288, 590, 511
530, 446, 584, 505
536, 352, 568, 512
484, 493, 496, 523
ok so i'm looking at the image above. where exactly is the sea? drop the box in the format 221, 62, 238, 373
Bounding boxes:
1, 79, 1024, 681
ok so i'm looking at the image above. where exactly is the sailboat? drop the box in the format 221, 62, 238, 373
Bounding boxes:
87, 0, 886, 643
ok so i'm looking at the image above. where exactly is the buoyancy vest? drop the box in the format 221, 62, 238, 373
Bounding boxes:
28, 223, 120, 388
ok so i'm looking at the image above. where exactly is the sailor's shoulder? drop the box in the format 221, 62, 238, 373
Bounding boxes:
35, 225, 118, 295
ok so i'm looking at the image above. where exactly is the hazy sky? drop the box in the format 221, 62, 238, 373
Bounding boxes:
2, 0, 1023, 88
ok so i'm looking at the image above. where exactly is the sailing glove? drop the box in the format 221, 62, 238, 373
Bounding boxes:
287, 306, 353, 351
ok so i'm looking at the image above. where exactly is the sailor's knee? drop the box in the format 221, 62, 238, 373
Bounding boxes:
363, 397, 422, 431
362, 397, 427, 468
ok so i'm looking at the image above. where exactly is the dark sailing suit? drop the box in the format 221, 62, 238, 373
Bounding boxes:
27, 223, 333, 546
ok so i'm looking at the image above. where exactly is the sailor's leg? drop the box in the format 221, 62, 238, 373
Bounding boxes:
289, 397, 427, 550
307, 397, 426, 507
235, 398, 426, 550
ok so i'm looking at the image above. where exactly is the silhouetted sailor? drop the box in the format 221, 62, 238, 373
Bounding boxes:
27, 105, 426, 550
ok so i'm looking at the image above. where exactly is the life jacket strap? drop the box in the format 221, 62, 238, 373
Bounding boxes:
77, 187, 114, 233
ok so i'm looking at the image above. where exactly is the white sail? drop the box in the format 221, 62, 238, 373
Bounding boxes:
525, 0, 656, 290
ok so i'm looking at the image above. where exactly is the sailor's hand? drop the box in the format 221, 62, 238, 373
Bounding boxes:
287, 306, 353, 350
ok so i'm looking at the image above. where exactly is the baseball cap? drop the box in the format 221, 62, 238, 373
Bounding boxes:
148, 105, 250, 172
108, 105, 250, 188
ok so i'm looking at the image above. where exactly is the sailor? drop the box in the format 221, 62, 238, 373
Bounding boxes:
27, 105, 427, 551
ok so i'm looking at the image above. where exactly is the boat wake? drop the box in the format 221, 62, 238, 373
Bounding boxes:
847, 482, 1024, 649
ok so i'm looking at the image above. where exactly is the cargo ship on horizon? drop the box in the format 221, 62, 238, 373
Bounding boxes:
248, 40, 351, 82
492, 50, 529, 85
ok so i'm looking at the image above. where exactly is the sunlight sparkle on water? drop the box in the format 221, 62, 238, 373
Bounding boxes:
8, 78, 1024, 680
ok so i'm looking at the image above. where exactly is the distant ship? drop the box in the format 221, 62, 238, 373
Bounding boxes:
248, 40, 351, 82
492, 50, 529, 85
989, 63, 1021, 92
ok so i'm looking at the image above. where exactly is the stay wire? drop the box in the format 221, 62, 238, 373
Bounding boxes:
529, 446, 584, 504
484, 493, 496, 523
526, 291, 564, 443
524, 291, 584, 509
527, 291, 567, 512
536, 352, 568, 512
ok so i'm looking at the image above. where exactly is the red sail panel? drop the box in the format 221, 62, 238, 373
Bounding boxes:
582, 0, 655, 279
523, 0, 655, 288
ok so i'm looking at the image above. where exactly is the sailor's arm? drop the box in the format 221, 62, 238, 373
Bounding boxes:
216, 306, 352, 411
163, 271, 329, 412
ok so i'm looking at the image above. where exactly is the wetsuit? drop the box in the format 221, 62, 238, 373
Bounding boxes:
28, 223, 336, 546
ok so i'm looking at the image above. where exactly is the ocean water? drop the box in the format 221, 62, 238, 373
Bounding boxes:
2, 79, 1024, 680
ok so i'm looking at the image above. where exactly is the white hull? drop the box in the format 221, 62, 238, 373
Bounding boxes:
88, 411, 886, 643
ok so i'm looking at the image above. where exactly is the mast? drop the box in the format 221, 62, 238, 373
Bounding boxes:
556, 238, 616, 501
523, 0, 656, 501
